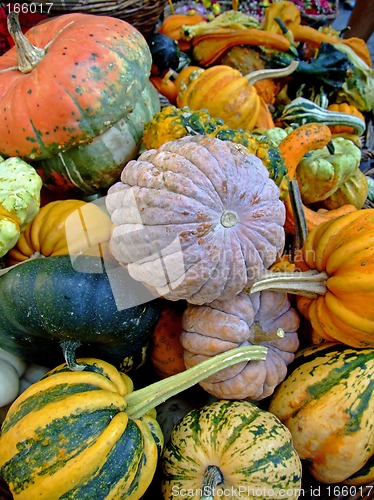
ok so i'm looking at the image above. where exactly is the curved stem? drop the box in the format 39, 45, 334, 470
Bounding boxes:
250, 270, 329, 298
289, 180, 308, 261
125, 345, 267, 419
7, 12, 45, 73
245, 60, 298, 85
60, 340, 86, 371
201, 465, 224, 499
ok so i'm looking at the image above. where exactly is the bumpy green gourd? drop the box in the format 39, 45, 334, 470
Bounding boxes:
141, 106, 287, 189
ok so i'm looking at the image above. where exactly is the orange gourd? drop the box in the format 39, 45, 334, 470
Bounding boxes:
150, 71, 178, 105
150, 303, 186, 378
278, 123, 357, 233
177, 62, 298, 131
327, 103, 366, 134
159, 13, 206, 52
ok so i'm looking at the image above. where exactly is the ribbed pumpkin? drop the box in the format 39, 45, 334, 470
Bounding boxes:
0, 347, 268, 499
0, 13, 160, 195
106, 135, 286, 305
251, 209, 374, 348
181, 290, 300, 400
7, 199, 113, 265
176, 62, 298, 131
268, 342, 374, 485
161, 400, 302, 499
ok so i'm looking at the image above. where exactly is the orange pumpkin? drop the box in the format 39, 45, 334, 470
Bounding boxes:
150, 302, 186, 378
177, 62, 298, 131
251, 209, 374, 348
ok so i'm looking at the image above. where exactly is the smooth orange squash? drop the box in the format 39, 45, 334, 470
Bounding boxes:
191, 29, 291, 66
327, 103, 366, 134
159, 13, 206, 51
291, 25, 372, 66
150, 303, 186, 378
278, 123, 357, 233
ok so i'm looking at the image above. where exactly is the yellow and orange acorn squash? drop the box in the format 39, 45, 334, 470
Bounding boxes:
269, 342, 374, 485
106, 135, 286, 305
181, 290, 300, 400
251, 209, 374, 348
7, 199, 113, 266
0, 346, 267, 499
0, 13, 160, 195
161, 399, 302, 498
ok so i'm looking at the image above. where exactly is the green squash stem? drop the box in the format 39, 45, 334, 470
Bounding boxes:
7, 12, 45, 73
201, 465, 224, 499
125, 345, 267, 419
61, 340, 86, 371
289, 179, 308, 261
245, 60, 299, 85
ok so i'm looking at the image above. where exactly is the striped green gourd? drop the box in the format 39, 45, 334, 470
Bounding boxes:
161, 400, 302, 499
268, 342, 374, 485
279, 97, 366, 136
0, 346, 267, 499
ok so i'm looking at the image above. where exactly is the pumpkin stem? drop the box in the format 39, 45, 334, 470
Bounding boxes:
201, 465, 224, 499
61, 340, 87, 371
289, 180, 308, 261
7, 12, 45, 73
250, 269, 329, 298
125, 345, 267, 419
245, 60, 298, 85
250, 322, 284, 342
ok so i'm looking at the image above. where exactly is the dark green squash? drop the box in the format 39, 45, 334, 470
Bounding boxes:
147, 33, 180, 74
0, 255, 161, 367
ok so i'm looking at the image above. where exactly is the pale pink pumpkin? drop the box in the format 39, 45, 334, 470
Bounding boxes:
181, 290, 300, 400
106, 135, 285, 305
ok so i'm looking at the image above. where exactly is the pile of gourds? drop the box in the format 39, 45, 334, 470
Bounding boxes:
0, 4, 373, 499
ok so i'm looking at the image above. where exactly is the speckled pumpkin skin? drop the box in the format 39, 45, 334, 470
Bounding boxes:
0, 13, 152, 160
106, 135, 286, 305
181, 290, 300, 400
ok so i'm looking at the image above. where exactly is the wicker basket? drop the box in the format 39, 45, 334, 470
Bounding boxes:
40, 0, 167, 38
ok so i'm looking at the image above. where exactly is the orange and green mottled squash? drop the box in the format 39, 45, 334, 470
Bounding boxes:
269, 342, 374, 485
0, 13, 160, 195
161, 399, 302, 499
106, 135, 286, 305
0, 347, 267, 499
181, 290, 300, 400
251, 209, 374, 348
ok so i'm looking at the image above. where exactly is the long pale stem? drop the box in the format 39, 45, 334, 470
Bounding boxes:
125, 345, 267, 419
245, 60, 298, 85
7, 12, 45, 73
250, 270, 329, 298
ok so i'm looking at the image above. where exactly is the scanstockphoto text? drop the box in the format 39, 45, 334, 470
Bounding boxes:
170, 484, 374, 497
